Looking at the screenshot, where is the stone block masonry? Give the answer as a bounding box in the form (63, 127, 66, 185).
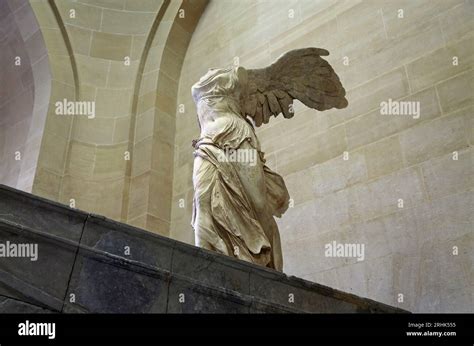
(0, 184, 406, 313)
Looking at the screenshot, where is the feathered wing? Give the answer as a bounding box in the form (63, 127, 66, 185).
(240, 47, 348, 127)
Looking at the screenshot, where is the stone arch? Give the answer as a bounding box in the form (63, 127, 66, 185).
(27, 0, 208, 237)
(29, 0, 78, 201)
(124, 0, 209, 235)
(0, 0, 52, 193)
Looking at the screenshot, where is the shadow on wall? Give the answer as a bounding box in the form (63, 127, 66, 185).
(0, 0, 51, 192)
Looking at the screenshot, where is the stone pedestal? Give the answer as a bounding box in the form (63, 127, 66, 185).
(0, 185, 407, 313)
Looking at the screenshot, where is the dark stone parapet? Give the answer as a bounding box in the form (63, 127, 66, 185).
(0, 185, 409, 313)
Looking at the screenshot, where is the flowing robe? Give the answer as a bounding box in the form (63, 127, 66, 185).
(191, 66, 289, 271)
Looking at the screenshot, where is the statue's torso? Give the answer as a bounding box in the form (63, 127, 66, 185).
(192, 67, 260, 151)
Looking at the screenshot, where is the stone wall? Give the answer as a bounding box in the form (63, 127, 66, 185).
(0, 0, 51, 192)
(27, 0, 206, 236)
(0, 184, 406, 313)
(170, 0, 473, 312)
(30, 0, 166, 225)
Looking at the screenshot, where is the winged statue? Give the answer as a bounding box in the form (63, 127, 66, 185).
(190, 48, 348, 271)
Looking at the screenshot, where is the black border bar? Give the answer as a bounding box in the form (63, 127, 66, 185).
(0, 313, 472, 345)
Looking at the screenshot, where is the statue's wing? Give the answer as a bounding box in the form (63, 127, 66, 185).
(241, 47, 348, 126)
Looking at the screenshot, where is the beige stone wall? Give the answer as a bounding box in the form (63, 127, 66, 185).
(171, 0, 473, 312)
(30, 0, 166, 223)
(125, 0, 208, 235)
(28, 0, 206, 236)
(0, 0, 51, 192)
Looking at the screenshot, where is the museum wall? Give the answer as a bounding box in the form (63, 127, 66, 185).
(30, 0, 166, 226)
(0, 0, 51, 192)
(170, 0, 473, 312)
(27, 0, 206, 236)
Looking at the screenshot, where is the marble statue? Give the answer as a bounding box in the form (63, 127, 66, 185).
(191, 48, 348, 271)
